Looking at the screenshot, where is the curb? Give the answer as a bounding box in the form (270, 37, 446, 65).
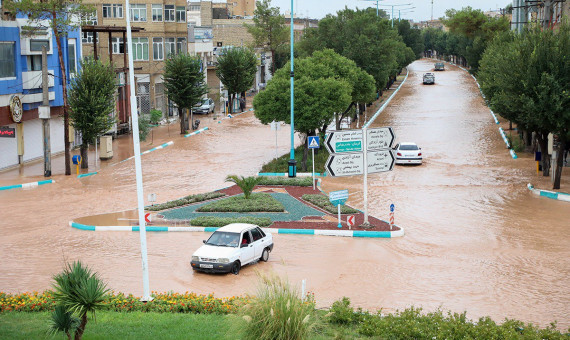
(184, 126, 209, 138)
(217, 108, 253, 124)
(114, 141, 175, 166)
(527, 183, 570, 202)
(69, 221, 404, 238)
(78, 172, 97, 178)
(0, 179, 55, 191)
(435, 59, 517, 160)
(363, 68, 410, 129)
(256, 172, 326, 177)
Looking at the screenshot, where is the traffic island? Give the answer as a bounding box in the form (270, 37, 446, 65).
(69, 184, 404, 238)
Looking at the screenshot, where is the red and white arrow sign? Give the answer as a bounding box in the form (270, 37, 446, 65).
(347, 215, 355, 228)
(144, 213, 151, 224)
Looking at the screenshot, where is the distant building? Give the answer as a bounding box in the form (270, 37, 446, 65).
(0, 10, 81, 170)
(412, 19, 447, 31)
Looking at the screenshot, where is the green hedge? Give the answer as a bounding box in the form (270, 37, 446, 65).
(146, 192, 226, 211)
(197, 193, 284, 212)
(256, 176, 313, 186)
(190, 216, 273, 228)
(302, 194, 359, 214)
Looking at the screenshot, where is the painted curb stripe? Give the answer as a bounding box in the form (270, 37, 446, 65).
(114, 141, 174, 165)
(78, 172, 98, 178)
(184, 126, 209, 138)
(363, 68, 409, 129)
(0, 179, 54, 191)
(527, 183, 569, 202)
(69, 220, 404, 237)
(256, 172, 326, 177)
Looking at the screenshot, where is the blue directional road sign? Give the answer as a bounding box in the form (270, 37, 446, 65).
(390, 204, 395, 212)
(308, 136, 320, 149)
(329, 189, 349, 206)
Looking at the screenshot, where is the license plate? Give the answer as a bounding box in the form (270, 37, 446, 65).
(200, 264, 213, 269)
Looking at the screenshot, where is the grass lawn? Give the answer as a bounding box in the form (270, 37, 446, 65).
(302, 194, 359, 214)
(261, 145, 330, 174)
(0, 311, 234, 340)
(197, 193, 284, 212)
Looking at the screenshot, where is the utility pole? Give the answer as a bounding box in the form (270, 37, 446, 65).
(431, 0, 434, 21)
(41, 46, 51, 177)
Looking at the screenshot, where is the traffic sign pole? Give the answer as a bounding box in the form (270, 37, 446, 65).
(312, 148, 315, 190)
(337, 203, 342, 228)
(363, 126, 369, 225)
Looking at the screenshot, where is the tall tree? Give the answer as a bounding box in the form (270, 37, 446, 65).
(216, 47, 257, 114)
(163, 53, 207, 134)
(253, 50, 374, 170)
(68, 57, 116, 169)
(8, 0, 93, 176)
(244, 0, 288, 75)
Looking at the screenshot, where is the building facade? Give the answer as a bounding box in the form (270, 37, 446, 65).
(81, 0, 188, 118)
(0, 11, 81, 170)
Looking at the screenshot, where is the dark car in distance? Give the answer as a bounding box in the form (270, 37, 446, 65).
(435, 62, 445, 71)
(423, 73, 435, 85)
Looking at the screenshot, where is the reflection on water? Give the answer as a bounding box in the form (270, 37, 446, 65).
(0, 60, 568, 328)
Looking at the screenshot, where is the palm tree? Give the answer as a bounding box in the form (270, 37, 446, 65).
(51, 261, 109, 340)
(225, 175, 260, 199)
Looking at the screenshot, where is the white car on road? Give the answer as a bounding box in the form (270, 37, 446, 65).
(394, 142, 423, 165)
(191, 223, 273, 275)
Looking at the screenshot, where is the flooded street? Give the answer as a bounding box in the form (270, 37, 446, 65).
(1, 59, 568, 328)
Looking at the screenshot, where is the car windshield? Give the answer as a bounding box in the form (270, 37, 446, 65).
(205, 231, 240, 247)
(400, 144, 419, 150)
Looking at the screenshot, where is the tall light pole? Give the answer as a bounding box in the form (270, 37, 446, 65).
(288, 0, 296, 177)
(125, 0, 152, 301)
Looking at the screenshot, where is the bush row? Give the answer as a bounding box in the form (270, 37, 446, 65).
(301, 194, 359, 214)
(197, 193, 284, 212)
(146, 192, 226, 211)
(256, 176, 314, 187)
(189, 216, 273, 228)
(0, 291, 249, 315)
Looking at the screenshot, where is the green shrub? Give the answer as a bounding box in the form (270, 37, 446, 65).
(507, 132, 526, 152)
(234, 274, 317, 340)
(189, 216, 273, 228)
(197, 193, 284, 212)
(256, 176, 313, 186)
(260, 145, 330, 173)
(302, 194, 359, 214)
(329, 297, 356, 325)
(146, 192, 225, 211)
(150, 109, 162, 124)
(138, 114, 151, 141)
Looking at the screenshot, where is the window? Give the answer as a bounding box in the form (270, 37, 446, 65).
(176, 37, 186, 54)
(27, 55, 42, 71)
(164, 37, 175, 57)
(152, 4, 162, 21)
(152, 37, 163, 60)
(82, 12, 98, 43)
(176, 6, 186, 22)
(131, 37, 149, 61)
(103, 4, 123, 18)
(0, 42, 16, 78)
(130, 4, 147, 22)
(112, 37, 124, 54)
(189, 5, 200, 11)
(30, 39, 50, 52)
(68, 39, 77, 74)
(250, 228, 263, 241)
(164, 5, 175, 22)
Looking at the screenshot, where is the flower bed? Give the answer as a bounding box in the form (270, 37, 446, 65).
(302, 194, 359, 214)
(0, 291, 249, 315)
(146, 192, 226, 212)
(197, 193, 284, 212)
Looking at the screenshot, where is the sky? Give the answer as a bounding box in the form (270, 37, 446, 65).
(268, 0, 512, 22)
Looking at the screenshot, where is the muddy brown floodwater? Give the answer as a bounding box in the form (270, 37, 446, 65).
(1, 59, 569, 329)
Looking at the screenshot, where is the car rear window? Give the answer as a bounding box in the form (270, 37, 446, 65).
(251, 228, 263, 241)
(400, 145, 418, 150)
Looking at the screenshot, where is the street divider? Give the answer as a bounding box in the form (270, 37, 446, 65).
(0, 179, 55, 191)
(69, 221, 404, 238)
(114, 141, 174, 166)
(256, 172, 326, 177)
(78, 172, 98, 178)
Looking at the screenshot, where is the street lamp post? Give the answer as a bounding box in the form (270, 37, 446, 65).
(288, 0, 296, 177)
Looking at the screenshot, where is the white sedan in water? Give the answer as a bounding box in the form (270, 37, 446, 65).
(191, 223, 273, 275)
(393, 142, 423, 165)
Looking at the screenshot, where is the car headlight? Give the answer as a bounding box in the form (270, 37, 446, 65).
(218, 258, 230, 264)
(192, 256, 199, 262)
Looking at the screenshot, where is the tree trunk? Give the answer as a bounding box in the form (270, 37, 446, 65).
(179, 107, 185, 134)
(80, 144, 88, 169)
(53, 17, 71, 176)
(74, 314, 87, 340)
(190, 109, 194, 130)
(271, 49, 276, 75)
(553, 135, 566, 190)
(301, 134, 309, 171)
(536, 133, 550, 176)
(509, 121, 512, 130)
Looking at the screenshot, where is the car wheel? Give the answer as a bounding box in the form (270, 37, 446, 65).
(261, 248, 269, 262)
(231, 261, 240, 275)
